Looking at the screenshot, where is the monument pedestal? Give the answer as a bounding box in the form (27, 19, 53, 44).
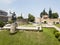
(10, 23, 17, 34)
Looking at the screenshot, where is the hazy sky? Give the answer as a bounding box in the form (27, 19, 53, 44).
(0, 0, 60, 18)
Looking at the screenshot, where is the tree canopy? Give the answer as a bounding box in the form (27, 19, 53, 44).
(40, 9, 48, 18)
(40, 8, 59, 18)
(49, 8, 52, 18)
(28, 13, 35, 22)
(52, 13, 59, 18)
(0, 20, 5, 27)
(17, 13, 23, 19)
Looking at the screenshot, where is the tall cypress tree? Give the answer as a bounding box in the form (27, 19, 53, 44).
(49, 8, 52, 18)
(43, 9, 46, 15)
(20, 13, 23, 19)
(40, 9, 48, 18)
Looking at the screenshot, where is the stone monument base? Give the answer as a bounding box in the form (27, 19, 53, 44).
(10, 23, 17, 34)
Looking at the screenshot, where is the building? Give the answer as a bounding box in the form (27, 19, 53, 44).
(35, 9, 60, 24)
(0, 10, 8, 23)
(35, 15, 60, 24)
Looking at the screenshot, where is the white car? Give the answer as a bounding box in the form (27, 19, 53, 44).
(3, 24, 11, 29)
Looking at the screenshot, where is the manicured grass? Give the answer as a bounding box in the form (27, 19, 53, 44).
(55, 24, 60, 28)
(19, 23, 34, 27)
(19, 24, 40, 27)
(0, 28, 60, 45)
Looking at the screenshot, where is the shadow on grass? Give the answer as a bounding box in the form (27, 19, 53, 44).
(9, 32, 17, 35)
(18, 29, 43, 32)
(9, 30, 19, 35)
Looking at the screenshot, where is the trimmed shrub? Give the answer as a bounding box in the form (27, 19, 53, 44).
(58, 36, 60, 41)
(53, 30, 58, 34)
(55, 32, 60, 38)
(56, 22, 59, 24)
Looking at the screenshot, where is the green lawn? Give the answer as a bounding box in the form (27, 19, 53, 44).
(55, 24, 60, 28)
(19, 23, 40, 27)
(0, 28, 60, 45)
(19, 23, 34, 27)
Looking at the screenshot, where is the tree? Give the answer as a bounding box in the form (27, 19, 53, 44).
(17, 13, 23, 19)
(49, 8, 52, 18)
(40, 12, 43, 18)
(52, 13, 59, 18)
(0, 20, 5, 27)
(40, 9, 48, 18)
(42, 9, 48, 15)
(28, 14, 35, 22)
(8, 20, 13, 24)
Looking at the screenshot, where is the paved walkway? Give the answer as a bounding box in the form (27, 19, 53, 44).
(3, 25, 42, 31)
(3, 23, 60, 32)
(17, 26, 42, 31)
(48, 23, 60, 31)
(43, 24, 60, 32)
(52, 25, 60, 31)
(42, 24, 54, 27)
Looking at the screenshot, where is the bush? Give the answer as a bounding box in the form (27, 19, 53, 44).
(56, 22, 59, 24)
(55, 32, 60, 38)
(8, 20, 13, 24)
(53, 30, 58, 34)
(0, 21, 5, 27)
(58, 36, 60, 41)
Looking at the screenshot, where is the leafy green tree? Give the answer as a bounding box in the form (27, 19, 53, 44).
(17, 13, 23, 19)
(40, 8, 59, 19)
(28, 14, 35, 22)
(40, 12, 43, 18)
(8, 20, 13, 24)
(49, 8, 52, 18)
(40, 9, 48, 18)
(52, 13, 59, 18)
(0, 20, 5, 27)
